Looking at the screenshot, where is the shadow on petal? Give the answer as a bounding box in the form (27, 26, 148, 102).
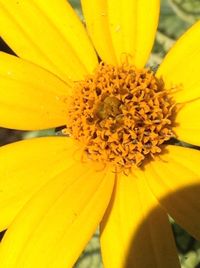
(124, 183, 200, 268)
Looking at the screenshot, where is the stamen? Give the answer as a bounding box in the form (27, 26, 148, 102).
(66, 62, 177, 171)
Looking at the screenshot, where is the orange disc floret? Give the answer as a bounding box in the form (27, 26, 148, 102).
(66, 62, 176, 171)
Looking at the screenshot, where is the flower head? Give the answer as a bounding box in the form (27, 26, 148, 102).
(0, 1, 200, 268)
(66, 62, 176, 171)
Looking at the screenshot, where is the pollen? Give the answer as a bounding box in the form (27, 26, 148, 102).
(66, 63, 176, 171)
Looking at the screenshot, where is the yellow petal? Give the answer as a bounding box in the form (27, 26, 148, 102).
(81, 0, 117, 65)
(100, 172, 180, 268)
(81, 0, 160, 67)
(0, 166, 115, 268)
(0, 136, 80, 231)
(0, 0, 98, 82)
(157, 21, 200, 103)
(145, 145, 200, 240)
(0, 52, 70, 130)
(174, 99, 200, 146)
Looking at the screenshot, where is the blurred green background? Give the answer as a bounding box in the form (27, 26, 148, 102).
(0, 0, 200, 267)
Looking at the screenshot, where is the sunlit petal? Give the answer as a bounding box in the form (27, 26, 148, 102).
(174, 99, 200, 146)
(146, 145, 200, 240)
(0, 136, 80, 230)
(82, 0, 160, 67)
(0, 166, 115, 268)
(0, 52, 69, 130)
(100, 172, 180, 268)
(0, 0, 98, 82)
(157, 21, 200, 103)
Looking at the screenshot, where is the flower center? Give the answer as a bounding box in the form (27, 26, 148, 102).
(66, 63, 176, 171)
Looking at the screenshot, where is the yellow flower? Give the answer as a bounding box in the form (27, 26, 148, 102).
(0, 0, 199, 267)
